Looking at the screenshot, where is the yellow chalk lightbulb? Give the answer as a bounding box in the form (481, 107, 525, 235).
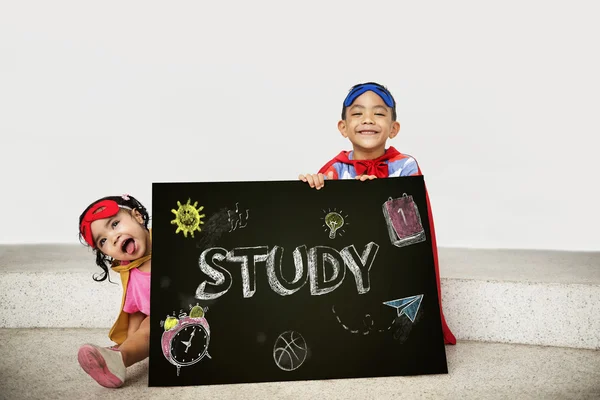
(324, 212, 344, 239)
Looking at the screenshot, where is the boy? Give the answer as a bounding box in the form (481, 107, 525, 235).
(299, 82, 456, 345)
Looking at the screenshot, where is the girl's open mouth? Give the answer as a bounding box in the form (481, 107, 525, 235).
(122, 238, 136, 255)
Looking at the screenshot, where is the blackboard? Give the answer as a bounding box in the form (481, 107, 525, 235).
(149, 176, 448, 386)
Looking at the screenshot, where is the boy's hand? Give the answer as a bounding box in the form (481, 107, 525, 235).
(356, 175, 377, 181)
(299, 171, 334, 190)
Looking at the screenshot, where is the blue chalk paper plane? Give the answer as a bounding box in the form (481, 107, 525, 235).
(383, 294, 424, 323)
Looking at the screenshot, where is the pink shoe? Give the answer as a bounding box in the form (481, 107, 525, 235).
(77, 343, 126, 388)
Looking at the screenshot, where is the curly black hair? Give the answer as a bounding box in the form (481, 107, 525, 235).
(78, 195, 150, 282)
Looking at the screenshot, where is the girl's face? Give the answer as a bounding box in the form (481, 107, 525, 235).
(90, 209, 150, 261)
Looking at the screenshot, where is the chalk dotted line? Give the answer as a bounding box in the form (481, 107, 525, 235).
(331, 305, 398, 335)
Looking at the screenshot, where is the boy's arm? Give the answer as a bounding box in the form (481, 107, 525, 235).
(299, 171, 334, 189)
(389, 155, 420, 177)
(407, 159, 421, 176)
(299, 159, 339, 189)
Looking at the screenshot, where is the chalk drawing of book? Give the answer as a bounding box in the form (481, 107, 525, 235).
(382, 194, 426, 248)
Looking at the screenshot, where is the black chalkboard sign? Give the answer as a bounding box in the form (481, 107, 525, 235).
(149, 176, 448, 386)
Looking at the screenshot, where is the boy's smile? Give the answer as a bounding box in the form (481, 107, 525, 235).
(338, 91, 400, 160)
(357, 127, 381, 135)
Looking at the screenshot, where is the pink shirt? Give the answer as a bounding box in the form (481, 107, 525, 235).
(123, 267, 150, 316)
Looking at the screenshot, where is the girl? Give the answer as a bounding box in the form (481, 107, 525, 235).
(77, 194, 152, 388)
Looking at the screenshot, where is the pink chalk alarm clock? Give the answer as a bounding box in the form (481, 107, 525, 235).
(161, 304, 211, 376)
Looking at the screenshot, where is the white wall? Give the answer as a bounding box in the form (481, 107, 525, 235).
(1, 1, 599, 251)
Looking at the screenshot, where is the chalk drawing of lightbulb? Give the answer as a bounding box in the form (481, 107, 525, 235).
(321, 208, 349, 239)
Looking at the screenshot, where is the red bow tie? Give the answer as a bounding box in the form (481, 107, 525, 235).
(329, 147, 401, 179)
(352, 159, 389, 178)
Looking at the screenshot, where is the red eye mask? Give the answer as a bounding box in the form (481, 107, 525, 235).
(80, 200, 129, 248)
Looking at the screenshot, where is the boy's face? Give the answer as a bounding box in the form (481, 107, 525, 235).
(90, 208, 150, 261)
(338, 91, 400, 158)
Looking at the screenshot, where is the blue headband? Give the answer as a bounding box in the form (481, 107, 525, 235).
(343, 84, 395, 108)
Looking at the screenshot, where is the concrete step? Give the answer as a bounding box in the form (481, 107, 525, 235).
(1, 245, 599, 349)
(0, 328, 598, 400)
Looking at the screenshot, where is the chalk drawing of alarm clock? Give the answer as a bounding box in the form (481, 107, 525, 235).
(161, 304, 212, 376)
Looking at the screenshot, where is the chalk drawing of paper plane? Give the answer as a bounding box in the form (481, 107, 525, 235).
(383, 294, 424, 323)
(382, 194, 426, 248)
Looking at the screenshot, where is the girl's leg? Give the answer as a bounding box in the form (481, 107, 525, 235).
(118, 315, 150, 367)
(78, 345, 127, 388)
(78, 314, 150, 388)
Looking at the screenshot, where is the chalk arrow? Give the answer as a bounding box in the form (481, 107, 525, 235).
(383, 294, 424, 323)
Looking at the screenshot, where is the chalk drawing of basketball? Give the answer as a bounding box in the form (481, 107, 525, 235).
(273, 330, 308, 371)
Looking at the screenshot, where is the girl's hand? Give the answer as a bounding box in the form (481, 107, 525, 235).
(356, 175, 377, 181)
(299, 171, 333, 190)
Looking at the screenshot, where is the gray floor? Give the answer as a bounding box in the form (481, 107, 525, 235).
(1, 328, 599, 400)
(2, 247, 599, 398)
